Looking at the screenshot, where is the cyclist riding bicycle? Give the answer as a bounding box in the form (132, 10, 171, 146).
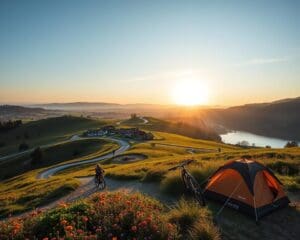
(95, 164, 105, 183)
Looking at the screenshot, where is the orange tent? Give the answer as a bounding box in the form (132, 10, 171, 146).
(204, 159, 290, 220)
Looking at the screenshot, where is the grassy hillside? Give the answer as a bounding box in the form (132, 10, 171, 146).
(0, 141, 118, 217)
(0, 139, 116, 180)
(56, 132, 300, 240)
(122, 116, 221, 141)
(0, 116, 299, 239)
(206, 97, 300, 141)
(61, 130, 299, 193)
(0, 115, 108, 156)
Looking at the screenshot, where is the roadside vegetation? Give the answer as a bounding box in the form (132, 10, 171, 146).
(0, 139, 117, 180)
(0, 191, 220, 240)
(0, 141, 118, 217)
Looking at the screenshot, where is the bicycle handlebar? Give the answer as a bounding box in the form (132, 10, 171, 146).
(168, 159, 195, 171)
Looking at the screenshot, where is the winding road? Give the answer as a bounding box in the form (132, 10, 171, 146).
(37, 137, 130, 179)
(116, 116, 148, 126)
(2, 134, 174, 220)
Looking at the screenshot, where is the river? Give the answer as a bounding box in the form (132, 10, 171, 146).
(220, 131, 296, 148)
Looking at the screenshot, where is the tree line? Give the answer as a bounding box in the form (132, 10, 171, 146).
(0, 120, 22, 132)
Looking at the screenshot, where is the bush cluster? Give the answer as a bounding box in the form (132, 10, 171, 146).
(0, 191, 180, 240)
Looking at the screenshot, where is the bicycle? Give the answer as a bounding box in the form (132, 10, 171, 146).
(168, 159, 206, 206)
(94, 174, 106, 190)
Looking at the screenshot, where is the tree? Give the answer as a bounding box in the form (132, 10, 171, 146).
(24, 132, 29, 139)
(130, 113, 137, 119)
(284, 141, 298, 148)
(19, 142, 29, 152)
(31, 147, 43, 165)
(237, 140, 249, 147)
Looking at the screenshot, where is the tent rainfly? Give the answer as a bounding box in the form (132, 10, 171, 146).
(204, 159, 290, 221)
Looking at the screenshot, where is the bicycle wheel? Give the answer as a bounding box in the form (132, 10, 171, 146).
(186, 175, 206, 206)
(182, 171, 190, 191)
(94, 176, 100, 188)
(99, 178, 106, 190)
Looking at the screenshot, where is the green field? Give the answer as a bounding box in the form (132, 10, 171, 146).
(0, 115, 109, 156)
(0, 138, 115, 180)
(0, 115, 299, 239)
(0, 116, 119, 216)
(120, 116, 221, 141)
(0, 139, 118, 217)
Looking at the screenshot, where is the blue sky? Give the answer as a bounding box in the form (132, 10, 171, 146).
(0, 0, 299, 105)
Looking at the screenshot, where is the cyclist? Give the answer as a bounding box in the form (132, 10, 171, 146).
(95, 164, 105, 183)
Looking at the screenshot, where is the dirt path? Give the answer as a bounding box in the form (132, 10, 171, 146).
(139, 116, 149, 124)
(54, 177, 175, 206)
(7, 177, 176, 220)
(116, 116, 148, 126)
(37, 137, 130, 179)
(154, 142, 218, 152)
(4, 135, 175, 219)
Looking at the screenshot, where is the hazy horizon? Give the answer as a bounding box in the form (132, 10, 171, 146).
(1, 0, 299, 106)
(1, 95, 299, 109)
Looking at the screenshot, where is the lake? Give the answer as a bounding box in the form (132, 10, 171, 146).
(220, 131, 294, 148)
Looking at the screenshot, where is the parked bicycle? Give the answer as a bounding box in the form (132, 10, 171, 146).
(168, 159, 206, 206)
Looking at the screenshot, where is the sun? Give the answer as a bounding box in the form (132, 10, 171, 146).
(171, 80, 209, 106)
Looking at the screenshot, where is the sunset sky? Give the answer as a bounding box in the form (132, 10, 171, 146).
(0, 0, 299, 106)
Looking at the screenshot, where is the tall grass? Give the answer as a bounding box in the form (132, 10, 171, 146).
(167, 198, 220, 240)
(160, 163, 219, 196)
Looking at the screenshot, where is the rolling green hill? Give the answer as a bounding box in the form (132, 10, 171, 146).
(206, 97, 300, 140)
(0, 139, 116, 180)
(122, 116, 221, 141)
(0, 115, 108, 156)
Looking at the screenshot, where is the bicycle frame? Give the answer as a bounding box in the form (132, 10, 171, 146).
(169, 160, 206, 206)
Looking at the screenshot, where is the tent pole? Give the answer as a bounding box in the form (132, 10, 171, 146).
(215, 180, 243, 219)
(253, 195, 259, 224)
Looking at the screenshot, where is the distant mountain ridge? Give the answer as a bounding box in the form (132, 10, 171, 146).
(31, 102, 121, 110)
(2, 96, 299, 141)
(0, 105, 62, 121)
(206, 97, 300, 141)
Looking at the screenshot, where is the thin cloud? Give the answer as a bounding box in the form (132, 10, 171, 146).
(234, 57, 288, 67)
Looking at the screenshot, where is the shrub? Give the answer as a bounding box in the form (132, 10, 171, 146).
(0, 191, 180, 239)
(190, 165, 217, 185)
(160, 172, 185, 196)
(267, 161, 299, 176)
(167, 199, 220, 239)
(142, 170, 166, 182)
(18, 142, 29, 152)
(188, 219, 220, 240)
(285, 141, 298, 148)
(167, 199, 202, 234)
(160, 164, 217, 196)
(30, 147, 43, 165)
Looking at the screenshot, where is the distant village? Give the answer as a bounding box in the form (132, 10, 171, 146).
(84, 125, 154, 141)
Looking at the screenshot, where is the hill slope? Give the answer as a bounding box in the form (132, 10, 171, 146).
(206, 97, 300, 141)
(123, 117, 221, 141)
(0, 116, 107, 156)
